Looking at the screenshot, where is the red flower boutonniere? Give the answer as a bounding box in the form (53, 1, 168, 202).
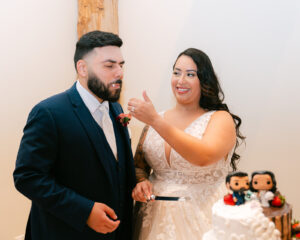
(116, 113, 132, 127)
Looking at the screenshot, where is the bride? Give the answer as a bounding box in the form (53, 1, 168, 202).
(128, 48, 244, 239)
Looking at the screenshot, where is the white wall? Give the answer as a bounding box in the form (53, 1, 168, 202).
(0, 1, 77, 239)
(1, 1, 300, 239)
(119, 0, 300, 218)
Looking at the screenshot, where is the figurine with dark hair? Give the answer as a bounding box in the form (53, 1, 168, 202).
(225, 172, 250, 205)
(250, 171, 277, 207)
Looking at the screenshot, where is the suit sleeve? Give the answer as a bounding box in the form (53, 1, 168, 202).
(13, 104, 94, 232)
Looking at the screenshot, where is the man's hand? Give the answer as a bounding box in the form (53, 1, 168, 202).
(87, 202, 120, 234)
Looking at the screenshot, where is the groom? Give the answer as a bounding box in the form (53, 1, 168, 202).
(13, 31, 136, 240)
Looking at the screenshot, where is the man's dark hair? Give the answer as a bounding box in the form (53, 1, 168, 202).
(250, 170, 277, 193)
(226, 171, 248, 184)
(74, 30, 123, 71)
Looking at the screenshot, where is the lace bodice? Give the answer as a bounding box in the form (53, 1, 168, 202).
(133, 111, 233, 240)
(143, 111, 231, 186)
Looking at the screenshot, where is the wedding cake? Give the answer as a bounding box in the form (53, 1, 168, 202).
(202, 200, 281, 240)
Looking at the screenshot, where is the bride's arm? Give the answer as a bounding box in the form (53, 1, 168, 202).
(132, 125, 153, 202)
(151, 111, 236, 166)
(128, 92, 236, 167)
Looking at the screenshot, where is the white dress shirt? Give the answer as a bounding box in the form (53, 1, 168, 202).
(76, 81, 117, 159)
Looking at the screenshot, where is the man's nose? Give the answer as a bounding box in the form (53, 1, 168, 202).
(115, 66, 123, 79)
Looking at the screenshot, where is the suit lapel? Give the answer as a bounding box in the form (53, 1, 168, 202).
(66, 84, 114, 186)
(109, 102, 131, 160)
(110, 102, 136, 190)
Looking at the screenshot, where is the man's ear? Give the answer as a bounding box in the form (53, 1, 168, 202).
(76, 60, 88, 77)
(226, 182, 230, 190)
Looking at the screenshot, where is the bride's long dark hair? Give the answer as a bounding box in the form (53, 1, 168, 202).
(174, 48, 245, 171)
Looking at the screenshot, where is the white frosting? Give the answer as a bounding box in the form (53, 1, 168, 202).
(203, 200, 281, 240)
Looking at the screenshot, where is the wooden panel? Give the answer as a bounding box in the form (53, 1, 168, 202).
(100, 0, 119, 34)
(77, 0, 118, 39)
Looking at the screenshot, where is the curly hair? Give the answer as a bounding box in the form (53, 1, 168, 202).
(174, 48, 245, 171)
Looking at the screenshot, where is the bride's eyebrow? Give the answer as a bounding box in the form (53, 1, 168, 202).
(174, 68, 197, 72)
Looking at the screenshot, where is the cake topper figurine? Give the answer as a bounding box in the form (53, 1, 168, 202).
(224, 171, 250, 205)
(250, 170, 279, 207)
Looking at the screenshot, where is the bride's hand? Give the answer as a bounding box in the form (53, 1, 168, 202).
(132, 179, 153, 203)
(128, 91, 160, 126)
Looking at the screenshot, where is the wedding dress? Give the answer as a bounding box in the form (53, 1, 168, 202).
(133, 111, 232, 240)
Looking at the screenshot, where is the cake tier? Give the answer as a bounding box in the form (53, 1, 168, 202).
(203, 200, 280, 240)
(263, 203, 292, 240)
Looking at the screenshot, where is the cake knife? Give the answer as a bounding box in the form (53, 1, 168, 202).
(149, 194, 190, 201)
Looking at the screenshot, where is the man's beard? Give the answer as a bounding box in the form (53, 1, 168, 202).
(87, 74, 122, 102)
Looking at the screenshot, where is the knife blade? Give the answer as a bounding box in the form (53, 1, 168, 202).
(149, 194, 190, 201)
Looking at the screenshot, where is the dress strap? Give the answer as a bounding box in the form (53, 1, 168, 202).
(198, 110, 216, 130)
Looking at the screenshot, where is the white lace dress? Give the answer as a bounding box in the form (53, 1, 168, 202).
(133, 111, 232, 240)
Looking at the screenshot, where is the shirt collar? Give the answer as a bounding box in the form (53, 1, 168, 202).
(76, 80, 109, 113)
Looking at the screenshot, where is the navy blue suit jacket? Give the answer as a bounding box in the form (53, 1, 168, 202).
(13, 84, 136, 240)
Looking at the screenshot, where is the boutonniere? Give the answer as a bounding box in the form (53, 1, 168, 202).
(116, 113, 132, 127)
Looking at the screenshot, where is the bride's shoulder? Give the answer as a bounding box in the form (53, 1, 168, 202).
(210, 110, 232, 118)
(209, 110, 235, 126)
